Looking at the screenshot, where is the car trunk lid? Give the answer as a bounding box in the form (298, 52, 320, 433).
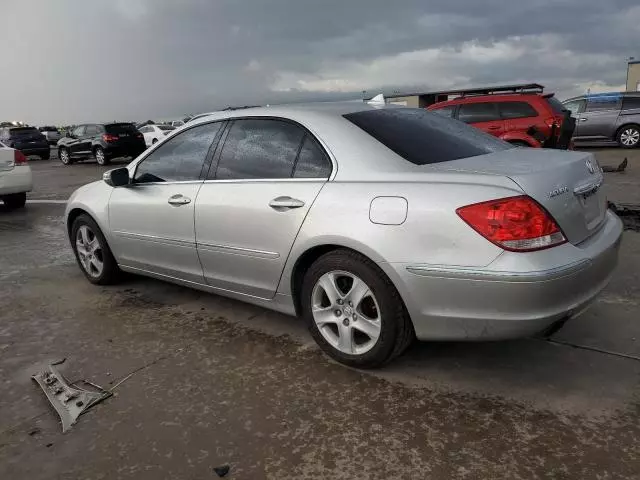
(436, 149, 607, 245)
(0, 147, 15, 172)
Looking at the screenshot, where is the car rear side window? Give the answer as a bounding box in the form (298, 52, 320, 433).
(457, 103, 500, 123)
(213, 119, 305, 180)
(622, 96, 640, 110)
(293, 135, 332, 178)
(498, 101, 538, 119)
(134, 122, 222, 183)
(431, 106, 455, 118)
(85, 125, 98, 135)
(585, 95, 621, 112)
(343, 109, 511, 166)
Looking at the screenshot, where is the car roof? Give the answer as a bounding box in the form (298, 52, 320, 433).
(431, 93, 547, 107)
(563, 91, 640, 103)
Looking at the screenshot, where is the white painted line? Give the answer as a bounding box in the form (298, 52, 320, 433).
(27, 199, 68, 204)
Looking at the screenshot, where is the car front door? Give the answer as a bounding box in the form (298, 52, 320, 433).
(80, 125, 98, 156)
(575, 95, 621, 141)
(195, 118, 333, 299)
(457, 102, 504, 137)
(108, 121, 225, 282)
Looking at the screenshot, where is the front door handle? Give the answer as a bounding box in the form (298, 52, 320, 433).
(269, 196, 305, 211)
(168, 194, 191, 206)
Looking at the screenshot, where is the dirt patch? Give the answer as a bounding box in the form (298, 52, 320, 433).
(610, 203, 640, 232)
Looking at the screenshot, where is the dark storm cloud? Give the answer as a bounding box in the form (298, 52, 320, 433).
(1, 0, 637, 124)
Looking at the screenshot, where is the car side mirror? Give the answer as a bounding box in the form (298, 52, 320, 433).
(103, 167, 130, 187)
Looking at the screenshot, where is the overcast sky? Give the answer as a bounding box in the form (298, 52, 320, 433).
(2, 0, 638, 124)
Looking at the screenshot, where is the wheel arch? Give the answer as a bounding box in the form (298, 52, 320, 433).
(615, 122, 640, 140)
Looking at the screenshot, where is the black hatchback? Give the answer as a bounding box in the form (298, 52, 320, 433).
(0, 126, 50, 159)
(57, 123, 146, 166)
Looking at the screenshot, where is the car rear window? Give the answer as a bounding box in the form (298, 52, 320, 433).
(343, 109, 511, 165)
(105, 123, 138, 134)
(545, 96, 566, 114)
(158, 125, 175, 131)
(9, 127, 39, 136)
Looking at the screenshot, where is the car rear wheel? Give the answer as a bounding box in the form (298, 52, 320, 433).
(71, 214, 120, 285)
(94, 147, 109, 166)
(617, 125, 640, 149)
(2, 192, 26, 209)
(40, 151, 50, 160)
(301, 249, 414, 368)
(59, 148, 72, 165)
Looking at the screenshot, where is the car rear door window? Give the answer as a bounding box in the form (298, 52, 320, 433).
(84, 125, 98, 136)
(213, 119, 305, 180)
(622, 96, 640, 111)
(585, 95, 621, 112)
(498, 102, 538, 119)
(344, 108, 510, 166)
(562, 100, 585, 115)
(457, 103, 500, 123)
(134, 121, 223, 183)
(431, 106, 455, 118)
(293, 135, 332, 178)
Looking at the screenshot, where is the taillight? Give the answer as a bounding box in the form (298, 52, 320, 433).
(456, 196, 566, 252)
(102, 134, 118, 142)
(14, 150, 28, 165)
(544, 117, 557, 128)
(136, 133, 143, 139)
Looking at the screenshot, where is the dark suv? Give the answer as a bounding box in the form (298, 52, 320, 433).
(57, 123, 146, 166)
(0, 126, 50, 159)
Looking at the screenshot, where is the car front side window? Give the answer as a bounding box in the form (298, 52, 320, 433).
(134, 121, 223, 184)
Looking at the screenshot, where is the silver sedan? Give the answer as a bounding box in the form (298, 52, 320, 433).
(65, 103, 623, 367)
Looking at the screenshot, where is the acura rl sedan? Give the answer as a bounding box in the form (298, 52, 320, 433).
(65, 103, 622, 368)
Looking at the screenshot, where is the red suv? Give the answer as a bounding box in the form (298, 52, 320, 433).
(427, 93, 575, 149)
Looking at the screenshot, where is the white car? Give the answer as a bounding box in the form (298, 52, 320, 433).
(138, 124, 176, 147)
(0, 142, 32, 208)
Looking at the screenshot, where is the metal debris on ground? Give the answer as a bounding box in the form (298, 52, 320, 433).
(601, 157, 628, 173)
(609, 202, 640, 232)
(213, 465, 231, 477)
(32, 360, 112, 433)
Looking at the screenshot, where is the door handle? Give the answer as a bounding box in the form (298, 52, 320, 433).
(168, 194, 191, 206)
(269, 196, 305, 211)
(579, 118, 588, 122)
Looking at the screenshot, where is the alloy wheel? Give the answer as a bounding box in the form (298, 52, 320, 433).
(59, 149, 70, 164)
(95, 148, 105, 165)
(620, 128, 640, 147)
(75, 225, 104, 278)
(311, 271, 381, 355)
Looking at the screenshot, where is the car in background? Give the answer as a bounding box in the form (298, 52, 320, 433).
(170, 120, 185, 128)
(138, 124, 176, 147)
(0, 142, 32, 209)
(428, 92, 574, 149)
(562, 92, 640, 148)
(57, 123, 146, 166)
(0, 126, 50, 160)
(65, 103, 620, 368)
(38, 126, 62, 145)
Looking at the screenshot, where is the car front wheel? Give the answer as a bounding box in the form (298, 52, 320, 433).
(59, 148, 72, 165)
(71, 214, 121, 285)
(301, 249, 414, 368)
(617, 125, 640, 148)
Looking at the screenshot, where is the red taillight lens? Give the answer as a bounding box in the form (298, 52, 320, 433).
(456, 196, 566, 252)
(102, 134, 118, 142)
(544, 117, 557, 128)
(14, 150, 28, 165)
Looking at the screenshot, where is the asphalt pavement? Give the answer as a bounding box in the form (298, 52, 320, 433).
(0, 149, 639, 479)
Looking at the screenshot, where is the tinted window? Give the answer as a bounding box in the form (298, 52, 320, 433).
(431, 106, 455, 117)
(498, 101, 538, 119)
(158, 125, 175, 131)
(213, 119, 304, 180)
(105, 123, 137, 134)
(622, 96, 640, 110)
(293, 136, 332, 178)
(457, 103, 500, 123)
(139, 126, 150, 133)
(343, 109, 511, 166)
(85, 125, 98, 135)
(585, 95, 621, 112)
(134, 122, 222, 183)
(8, 127, 39, 137)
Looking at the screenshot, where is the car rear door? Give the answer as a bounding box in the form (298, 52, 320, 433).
(108, 121, 225, 282)
(497, 101, 540, 139)
(195, 118, 333, 299)
(575, 94, 622, 141)
(457, 102, 504, 137)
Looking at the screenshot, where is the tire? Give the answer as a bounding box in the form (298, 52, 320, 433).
(301, 249, 414, 368)
(40, 152, 50, 160)
(94, 146, 109, 166)
(59, 148, 73, 165)
(152, 138, 158, 144)
(616, 125, 640, 149)
(2, 192, 26, 209)
(70, 214, 121, 285)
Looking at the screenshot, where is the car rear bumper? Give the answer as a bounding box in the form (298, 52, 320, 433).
(385, 210, 623, 341)
(16, 146, 49, 156)
(0, 165, 33, 195)
(103, 142, 146, 158)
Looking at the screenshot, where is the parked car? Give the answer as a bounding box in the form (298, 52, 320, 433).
(562, 92, 640, 148)
(38, 126, 62, 145)
(138, 124, 176, 147)
(0, 142, 32, 209)
(170, 120, 185, 128)
(0, 126, 50, 160)
(428, 92, 575, 149)
(57, 123, 146, 166)
(65, 104, 621, 368)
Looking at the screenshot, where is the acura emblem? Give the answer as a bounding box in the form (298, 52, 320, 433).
(585, 159, 595, 174)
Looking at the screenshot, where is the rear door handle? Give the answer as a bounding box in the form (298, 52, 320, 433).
(269, 196, 305, 211)
(168, 194, 191, 206)
(579, 118, 588, 122)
